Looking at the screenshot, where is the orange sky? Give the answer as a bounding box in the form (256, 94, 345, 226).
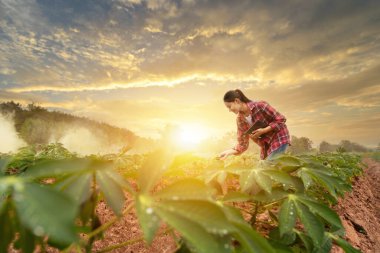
(0, 0, 379, 147)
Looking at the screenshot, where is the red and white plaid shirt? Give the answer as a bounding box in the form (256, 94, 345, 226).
(233, 101, 290, 159)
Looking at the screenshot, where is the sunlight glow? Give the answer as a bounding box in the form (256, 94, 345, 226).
(174, 124, 208, 149)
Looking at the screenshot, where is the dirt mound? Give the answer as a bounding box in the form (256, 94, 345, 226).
(332, 158, 380, 253)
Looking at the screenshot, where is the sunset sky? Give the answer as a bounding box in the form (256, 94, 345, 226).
(1, 0, 379, 147)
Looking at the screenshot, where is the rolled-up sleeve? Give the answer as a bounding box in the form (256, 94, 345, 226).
(258, 101, 286, 132)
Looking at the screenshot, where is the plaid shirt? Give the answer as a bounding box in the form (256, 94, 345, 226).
(233, 101, 290, 159)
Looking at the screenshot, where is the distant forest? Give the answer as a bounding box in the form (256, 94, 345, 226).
(0, 101, 155, 152)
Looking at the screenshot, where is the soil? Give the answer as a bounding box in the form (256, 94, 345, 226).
(331, 158, 380, 253)
(92, 158, 380, 253)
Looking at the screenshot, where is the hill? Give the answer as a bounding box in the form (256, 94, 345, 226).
(0, 101, 156, 154)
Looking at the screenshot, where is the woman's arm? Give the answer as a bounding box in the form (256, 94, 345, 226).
(219, 116, 249, 159)
(257, 101, 286, 132)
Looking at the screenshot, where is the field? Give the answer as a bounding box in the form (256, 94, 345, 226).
(1, 144, 379, 253)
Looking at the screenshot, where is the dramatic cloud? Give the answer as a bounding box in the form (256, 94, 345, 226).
(0, 0, 379, 147)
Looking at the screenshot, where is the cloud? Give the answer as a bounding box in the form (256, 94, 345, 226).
(1, 0, 380, 147)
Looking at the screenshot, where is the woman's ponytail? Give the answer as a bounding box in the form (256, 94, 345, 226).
(223, 89, 251, 103)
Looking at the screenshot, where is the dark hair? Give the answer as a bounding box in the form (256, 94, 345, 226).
(223, 89, 251, 103)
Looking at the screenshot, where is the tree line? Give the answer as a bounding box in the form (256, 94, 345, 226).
(288, 135, 373, 154)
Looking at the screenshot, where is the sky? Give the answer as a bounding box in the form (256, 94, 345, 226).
(0, 0, 379, 148)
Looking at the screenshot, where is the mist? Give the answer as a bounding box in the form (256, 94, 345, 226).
(0, 114, 27, 153)
(50, 126, 123, 156)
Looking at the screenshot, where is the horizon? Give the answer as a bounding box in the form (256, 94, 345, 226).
(1, 0, 379, 149)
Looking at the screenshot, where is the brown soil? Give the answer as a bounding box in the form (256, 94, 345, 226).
(92, 158, 380, 253)
(331, 158, 380, 253)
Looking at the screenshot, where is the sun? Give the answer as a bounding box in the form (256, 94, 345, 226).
(174, 124, 208, 149)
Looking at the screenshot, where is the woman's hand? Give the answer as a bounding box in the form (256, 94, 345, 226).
(252, 126, 272, 139)
(218, 149, 238, 160)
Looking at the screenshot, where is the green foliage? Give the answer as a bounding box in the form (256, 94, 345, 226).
(0, 146, 364, 253)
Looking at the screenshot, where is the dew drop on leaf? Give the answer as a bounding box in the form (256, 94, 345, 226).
(33, 226, 44, 236)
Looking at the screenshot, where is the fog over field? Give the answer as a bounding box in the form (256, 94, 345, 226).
(0, 114, 26, 153)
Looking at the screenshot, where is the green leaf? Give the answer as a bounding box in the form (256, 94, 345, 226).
(97, 170, 125, 216)
(255, 172, 273, 194)
(0, 201, 16, 253)
(139, 149, 173, 193)
(231, 221, 276, 253)
(223, 191, 253, 202)
(279, 198, 296, 236)
(240, 170, 260, 194)
(55, 173, 92, 205)
(274, 155, 303, 172)
(333, 237, 361, 253)
(0, 157, 11, 175)
(295, 230, 313, 252)
(155, 207, 231, 253)
(268, 241, 294, 253)
(13, 183, 78, 247)
(155, 178, 214, 200)
(294, 201, 324, 247)
(22, 158, 91, 178)
(253, 188, 289, 203)
(299, 170, 313, 189)
(313, 234, 332, 253)
(136, 195, 161, 245)
(79, 191, 97, 225)
(158, 200, 234, 233)
(14, 226, 36, 253)
(297, 196, 342, 228)
(269, 227, 296, 246)
(262, 170, 294, 187)
(300, 167, 345, 199)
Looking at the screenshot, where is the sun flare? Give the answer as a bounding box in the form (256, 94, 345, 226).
(174, 124, 208, 149)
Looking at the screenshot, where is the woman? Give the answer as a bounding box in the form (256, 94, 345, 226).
(219, 89, 290, 160)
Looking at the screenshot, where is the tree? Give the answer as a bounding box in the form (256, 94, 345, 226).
(319, 141, 340, 153)
(288, 136, 313, 154)
(338, 140, 368, 152)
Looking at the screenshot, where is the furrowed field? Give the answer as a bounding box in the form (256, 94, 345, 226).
(1, 143, 379, 253)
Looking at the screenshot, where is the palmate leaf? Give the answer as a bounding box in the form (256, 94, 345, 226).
(13, 183, 78, 248)
(298, 167, 346, 199)
(297, 195, 342, 229)
(294, 201, 324, 247)
(55, 173, 92, 205)
(137, 180, 275, 253)
(155, 208, 232, 253)
(96, 170, 126, 216)
(136, 195, 161, 245)
(158, 200, 235, 233)
(273, 155, 303, 172)
(294, 230, 314, 252)
(278, 194, 342, 250)
(255, 172, 273, 194)
(22, 158, 92, 178)
(279, 198, 296, 236)
(139, 148, 173, 193)
(262, 169, 295, 187)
